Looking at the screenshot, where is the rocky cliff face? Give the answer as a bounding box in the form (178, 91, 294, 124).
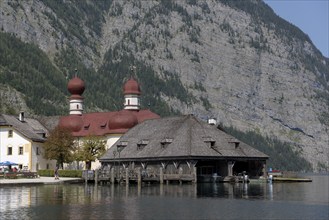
(0, 0, 328, 171)
(0, 84, 31, 114)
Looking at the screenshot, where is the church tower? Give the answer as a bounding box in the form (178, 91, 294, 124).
(123, 77, 141, 110)
(67, 75, 85, 115)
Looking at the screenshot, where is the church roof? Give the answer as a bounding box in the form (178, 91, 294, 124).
(0, 114, 48, 142)
(59, 75, 159, 136)
(58, 109, 160, 137)
(100, 115, 269, 162)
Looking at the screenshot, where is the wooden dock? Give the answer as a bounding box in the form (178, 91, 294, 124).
(272, 177, 312, 182)
(82, 169, 197, 184)
(82, 169, 260, 184)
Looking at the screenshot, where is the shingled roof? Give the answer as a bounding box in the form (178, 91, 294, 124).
(100, 115, 268, 162)
(0, 114, 48, 142)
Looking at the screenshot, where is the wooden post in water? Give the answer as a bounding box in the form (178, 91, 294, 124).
(179, 167, 183, 185)
(125, 168, 129, 186)
(228, 161, 234, 176)
(111, 167, 115, 184)
(160, 167, 164, 184)
(137, 167, 142, 185)
(126, 182, 129, 197)
(160, 183, 163, 196)
(137, 182, 141, 196)
(263, 162, 267, 179)
(84, 170, 88, 184)
(95, 169, 98, 185)
(193, 166, 197, 183)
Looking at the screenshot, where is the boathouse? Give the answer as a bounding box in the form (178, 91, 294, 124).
(99, 115, 268, 183)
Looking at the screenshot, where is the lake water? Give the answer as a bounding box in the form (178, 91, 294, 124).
(0, 174, 328, 219)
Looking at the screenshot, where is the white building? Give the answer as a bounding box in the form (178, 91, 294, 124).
(0, 112, 56, 172)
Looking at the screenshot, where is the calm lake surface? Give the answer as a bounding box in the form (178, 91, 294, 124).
(0, 174, 328, 220)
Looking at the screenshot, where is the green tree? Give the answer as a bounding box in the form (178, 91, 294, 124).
(75, 135, 106, 170)
(44, 126, 75, 169)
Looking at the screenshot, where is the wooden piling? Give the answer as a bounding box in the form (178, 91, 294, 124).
(84, 170, 88, 184)
(160, 167, 164, 184)
(228, 161, 234, 176)
(137, 167, 142, 185)
(193, 167, 197, 183)
(111, 167, 115, 184)
(95, 169, 98, 184)
(137, 183, 141, 196)
(179, 168, 183, 185)
(125, 168, 129, 185)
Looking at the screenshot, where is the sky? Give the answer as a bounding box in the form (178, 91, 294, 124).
(264, 0, 329, 58)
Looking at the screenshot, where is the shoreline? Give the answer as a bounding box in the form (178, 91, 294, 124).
(0, 176, 84, 185)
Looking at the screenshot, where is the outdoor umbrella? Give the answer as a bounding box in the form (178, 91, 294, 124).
(0, 161, 18, 166)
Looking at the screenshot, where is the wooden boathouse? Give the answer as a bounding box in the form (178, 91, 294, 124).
(94, 115, 268, 184)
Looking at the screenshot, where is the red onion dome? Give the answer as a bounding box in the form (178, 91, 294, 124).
(123, 78, 141, 95)
(68, 76, 85, 95)
(58, 115, 83, 132)
(108, 110, 138, 130)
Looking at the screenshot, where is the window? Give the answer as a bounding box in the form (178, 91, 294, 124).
(203, 136, 216, 148)
(100, 122, 107, 129)
(8, 130, 13, 138)
(161, 138, 173, 148)
(228, 138, 240, 149)
(137, 139, 149, 150)
(7, 146, 12, 155)
(36, 147, 40, 155)
(84, 124, 90, 130)
(18, 146, 24, 155)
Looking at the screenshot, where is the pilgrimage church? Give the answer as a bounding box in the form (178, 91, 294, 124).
(58, 75, 160, 169)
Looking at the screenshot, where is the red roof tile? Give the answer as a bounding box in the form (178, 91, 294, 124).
(59, 110, 160, 137)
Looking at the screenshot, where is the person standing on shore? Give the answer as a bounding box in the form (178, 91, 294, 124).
(54, 166, 59, 180)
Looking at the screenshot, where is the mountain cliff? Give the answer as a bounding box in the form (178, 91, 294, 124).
(0, 0, 328, 171)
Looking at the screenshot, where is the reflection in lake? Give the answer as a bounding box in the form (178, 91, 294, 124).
(0, 175, 328, 219)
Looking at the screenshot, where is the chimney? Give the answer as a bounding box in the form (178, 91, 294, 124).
(208, 118, 217, 125)
(19, 112, 25, 122)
